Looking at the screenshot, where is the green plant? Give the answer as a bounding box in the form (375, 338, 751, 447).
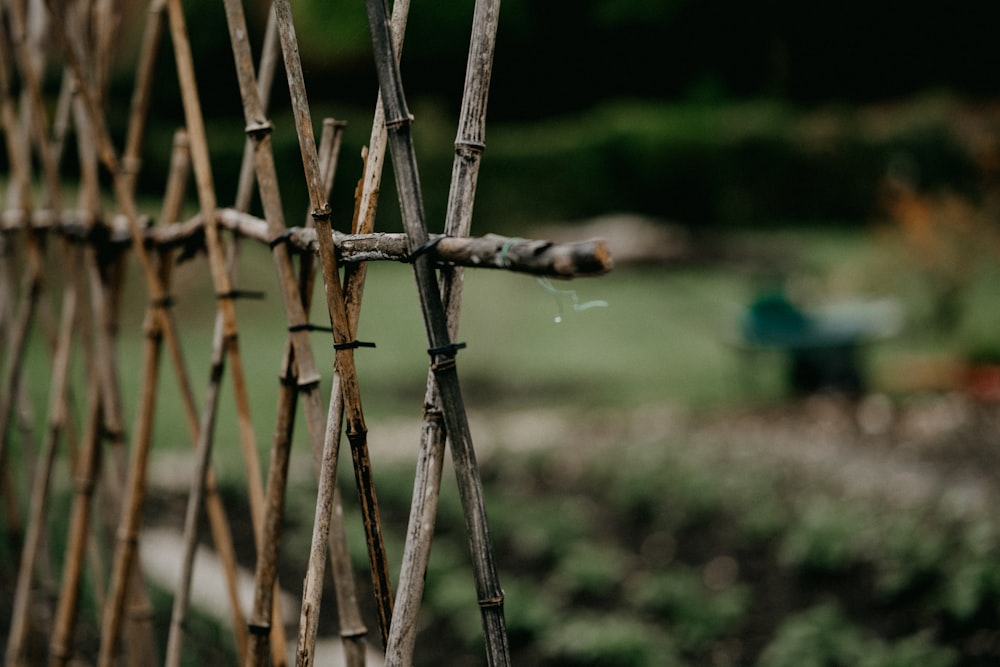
(626, 566, 750, 654)
(550, 542, 629, 601)
(539, 613, 682, 667)
(759, 603, 956, 667)
(779, 498, 866, 573)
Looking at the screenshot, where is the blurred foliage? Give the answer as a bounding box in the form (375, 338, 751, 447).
(336, 435, 1000, 665)
(759, 603, 958, 667)
(115, 93, 994, 235)
(63, 0, 996, 235)
(217, 0, 1000, 119)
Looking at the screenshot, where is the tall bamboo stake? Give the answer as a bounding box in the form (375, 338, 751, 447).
(271, 0, 395, 649)
(5, 248, 79, 666)
(295, 2, 411, 663)
(0, 0, 55, 504)
(104, 3, 254, 652)
(95, 0, 264, 661)
(40, 2, 250, 659)
(48, 377, 104, 667)
(386, 0, 501, 662)
(246, 360, 299, 667)
(293, 119, 379, 667)
(164, 7, 292, 659)
(167, 13, 302, 665)
(163, 294, 233, 667)
(158, 20, 270, 667)
(363, 1, 511, 664)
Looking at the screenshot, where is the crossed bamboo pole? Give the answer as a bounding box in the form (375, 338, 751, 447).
(31, 2, 249, 663)
(295, 0, 413, 662)
(385, 0, 501, 662)
(0, 1, 615, 664)
(97, 0, 283, 662)
(364, 0, 512, 663)
(163, 6, 291, 665)
(0, 2, 150, 664)
(243, 3, 402, 664)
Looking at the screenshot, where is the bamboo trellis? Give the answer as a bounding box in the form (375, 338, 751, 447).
(0, 1, 612, 666)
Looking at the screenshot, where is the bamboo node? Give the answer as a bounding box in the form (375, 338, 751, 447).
(151, 295, 176, 309)
(384, 113, 415, 130)
(245, 119, 274, 139)
(478, 592, 505, 609)
(454, 139, 486, 153)
(116, 529, 139, 546)
(74, 476, 97, 496)
(310, 204, 332, 223)
(297, 377, 321, 390)
(120, 156, 143, 176)
(340, 627, 369, 640)
(247, 622, 271, 636)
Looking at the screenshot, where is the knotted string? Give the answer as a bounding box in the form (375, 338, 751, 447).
(498, 236, 608, 323)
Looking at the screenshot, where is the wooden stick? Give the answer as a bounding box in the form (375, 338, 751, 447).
(163, 293, 233, 667)
(223, 9, 341, 665)
(272, 0, 396, 651)
(166, 5, 290, 661)
(112, 2, 254, 654)
(296, 1, 411, 662)
(48, 378, 104, 667)
(0, 0, 53, 503)
(301, 3, 412, 663)
(386, 0, 501, 662)
(295, 119, 374, 667)
(363, 1, 511, 664)
(5, 246, 79, 665)
(120, 0, 169, 195)
(9, 207, 612, 277)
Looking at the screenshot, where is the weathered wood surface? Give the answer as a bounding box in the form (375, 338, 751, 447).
(2, 208, 613, 277)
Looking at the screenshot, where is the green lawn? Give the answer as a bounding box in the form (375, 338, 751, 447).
(18, 222, 1000, 463)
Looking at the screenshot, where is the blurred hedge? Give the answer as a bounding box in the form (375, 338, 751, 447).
(365, 95, 991, 233)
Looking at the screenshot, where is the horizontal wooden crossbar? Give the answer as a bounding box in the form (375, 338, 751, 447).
(0, 207, 613, 277)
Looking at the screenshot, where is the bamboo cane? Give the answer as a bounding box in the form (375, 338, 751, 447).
(163, 8, 290, 657)
(363, 1, 511, 664)
(246, 364, 299, 667)
(293, 118, 378, 667)
(48, 378, 104, 667)
(94, 0, 262, 661)
(37, 3, 250, 659)
(5, 248, 79, 666)
(58, 22, 155, 660)
(111, 4, 254, 650)
(162, 297, 233, 667)
(296, 2, 411, 662)
(0, 0, 56, 497)
(272, 0, 396, 649)
(120, 0, 169, 196)
(158, 62, 261, 667)
(167, 5, 286, 665)
(386, 0, 501, 662)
